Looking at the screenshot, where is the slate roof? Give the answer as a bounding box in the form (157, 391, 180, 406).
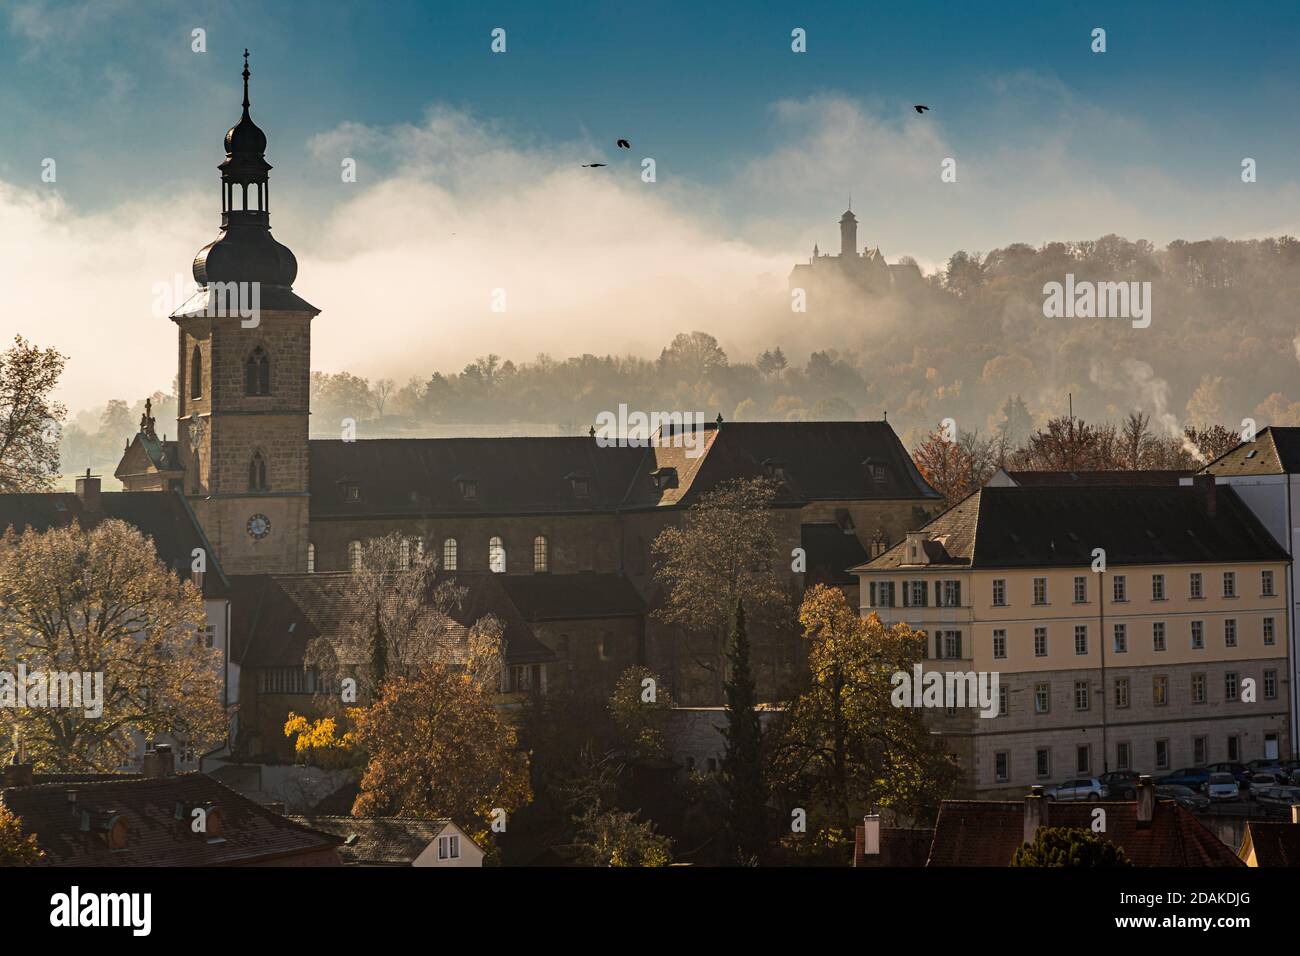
(2, 772, 341, 866)
(498, 572, 646, 621)
(0, 490, 229, 597)
(852, 825, 933, 867)
(229, 570, 555, 669)
(801, 523, 870, 585)
(856, 484, 1288, 571)
(926, 799, 1244, 867)
(1239, 821, 1300, 866)
(307, 421, 938, 519)
(1006, 469, 1191, 487)
(288, 815, 463, 865)
(1203, 426, 1300, 477)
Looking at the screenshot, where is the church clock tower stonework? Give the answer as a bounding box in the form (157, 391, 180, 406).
(172, 52, 317, 574)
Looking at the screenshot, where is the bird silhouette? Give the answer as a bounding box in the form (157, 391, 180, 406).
(582, 163, 607, 168)
(616, 139, 631, 149)
(914, 104, 930, 114)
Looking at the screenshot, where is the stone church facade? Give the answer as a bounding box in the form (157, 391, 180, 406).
(115, 59, 942, 739)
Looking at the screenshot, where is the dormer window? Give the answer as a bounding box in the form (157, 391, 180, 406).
(342, 481, 361, 502)
(457, 477, 478, 501)
(566, 472, 591, 498)
(862, 457, 887, 483)
(650, 467, 678, 491)
(763, 458, 787, 480)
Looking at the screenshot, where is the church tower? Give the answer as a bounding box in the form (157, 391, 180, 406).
(839, 207, 858, 258)
(172, 51, 317, 574)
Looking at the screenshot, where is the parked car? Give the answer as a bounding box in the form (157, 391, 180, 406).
(1155, 784, 1210, 812)
(1248, 772, 1288, 790)
(1205, 762, 1251, 788)
(1155, 768, 1211, 792)
(1045, 777, 1108, 801)
(1248, 759, 1287, 777)
(1254, 784, 1300, 807)
(1205, 772, 1241, 801)
(1098, 770, 1142, 799)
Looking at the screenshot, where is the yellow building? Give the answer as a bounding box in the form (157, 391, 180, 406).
(852, 478, 1292, 797)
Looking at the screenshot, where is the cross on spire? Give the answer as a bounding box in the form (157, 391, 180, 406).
(242, 49, 251, 111)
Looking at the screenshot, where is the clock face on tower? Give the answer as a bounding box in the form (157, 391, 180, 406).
(247, 514, 272, 540)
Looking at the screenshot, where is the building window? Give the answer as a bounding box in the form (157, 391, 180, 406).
(201, 625, 215, 649)
(1033, 627, 1047, 658)
(1074, 625, 1088, 656)
(994, 752, 1009, 783)
(1191, 673, 1205, 704)
(442, 538, 458, 571)
(457, 478, 478, 501)
(190, 346, 202, 399)
(992, 629, 1007, 660)
(1034, 682, 1050, 714)
(905, 580, 928, 607)
(938, 580, 961, 608)
(1151, 574, 1165, 600)
(1224, 618, 1237, 648)
(1036, 748, 1051, 779)
(1076, 745, 1090, 774)
(507, 664, 543, 694)
(399, 538, 411, 571)
(248, 451, 268, 491)
(998, 685, 1008, 716)
(1264, 617, 1276, 646)
(1261, 569, 1275, 597)
(489, 536, 507, 573)
(533, 535, 548, 573)
(1264, 669, 1278, 700)
(992, 579, 1006, 607)
(1032, 577, 1047, 605)
(1116, 742, 1131, 771)
(1189, 572, 1203, 599)
(1190, 620, 1204, 650)
(1193, 737, 1207, 766)
(1112, 623, 1127, 654)
(1222, 571, 1236, 598)
(1074, 680, 1090, 711)
(599, 632, 613, 662)
(1155, 739, 1169, 771)
(1112, 575, 1126, 602)
(937, 630, 962, 660)
(1114, 677, 1129, 709)
(244, 346, 270, 396)
(1152, 621, 1166, 652)
(1073, 576, 1087, 604)
(348, 540, 362, 571)
(869, 581, 896, 608)
(306, 543, 315, 572)
(1227, 735, 1240, 762)
(437, 834, 460, 861)
(1153, 674, 1168, 706)
(258, 667, 317, 695)
(1225, 672, 1238, 702)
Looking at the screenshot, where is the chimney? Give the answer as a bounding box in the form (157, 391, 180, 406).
(1024, 786, 1048, 844)
(1136, 775, 1155, 827)
(2, 755, 33, 789)
(142, 743, 176, 779)
(1191, 474, 1217, 518)
(862, 813, 881, 857)
(75, 470, 102, 512)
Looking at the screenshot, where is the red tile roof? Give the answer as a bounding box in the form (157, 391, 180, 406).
(852, 825, 933, 867)
(2, 772, 342, 866)
(927, 799, 1244, 867)
(1240, 821, 1300, 866)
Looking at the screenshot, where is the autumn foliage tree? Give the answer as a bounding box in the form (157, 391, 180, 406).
(0, 520, 224, 771)
(770, 586, 959, 832)
(0, 336, 67, 493)
(0, 804, 43, 866)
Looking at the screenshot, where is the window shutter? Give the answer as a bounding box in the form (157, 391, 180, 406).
(902, 583, 910, 607)
(954, 582, 961, 607)
(955, 632, 963, 659)
(869, 582, 877, 607)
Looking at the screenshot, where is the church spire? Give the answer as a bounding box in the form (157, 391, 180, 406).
(242, 48, 251, 112)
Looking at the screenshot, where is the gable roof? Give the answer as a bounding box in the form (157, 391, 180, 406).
(307, 421, 938, 520)
(1202, 426, 1300, 477)
(0, 490, 229, 597)
(1005, 469, 1191, 487)
(288, 815, 468, 865)
(927, 799, 1244, 867)
(856, 484, 1288, 571)
(228, 570, 555, 669)
(1239, 820, 1300, 866)
(2, 772, 341, 866)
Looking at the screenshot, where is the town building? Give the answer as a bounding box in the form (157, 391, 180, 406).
(289, 815, 483, 866)
(851, 479, 1292, 797)
(1237, 805, 1300, 866)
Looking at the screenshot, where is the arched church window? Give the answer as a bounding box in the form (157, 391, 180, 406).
(190, 346, 202, 399)
(533, 535, 548, 573)
(307, 543, 315, 573)
(442, 538, 458, 571)
(245, 346, 270, 396)
(248, 451, 268, 491)
(348, 540, 363, 571)
(489, 536, 506, 574)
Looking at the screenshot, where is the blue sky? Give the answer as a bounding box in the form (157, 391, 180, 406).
(1, 0, 1298, 408)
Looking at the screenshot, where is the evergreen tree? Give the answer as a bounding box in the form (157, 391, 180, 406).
(1011, 827, 1132, 867)
(369, 601, 388, 693)
(720, 599, 766, 862)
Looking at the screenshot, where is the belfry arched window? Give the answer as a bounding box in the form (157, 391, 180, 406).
(248, 451, 268, 491)
(489, 536, 507, 574)
(190, 346, 202, 399)
(245, 346, 270, 396)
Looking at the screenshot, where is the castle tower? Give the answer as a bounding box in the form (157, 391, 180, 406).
(839, 208, 858, 258)
(172, 51, 318, 574)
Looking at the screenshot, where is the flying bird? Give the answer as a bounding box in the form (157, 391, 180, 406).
(616, 139, 631, 149)
(914, 104, 930, 114)
(582, 163, 607, 168)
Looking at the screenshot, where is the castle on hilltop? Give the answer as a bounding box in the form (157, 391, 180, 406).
(788, 206, 923, 303)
